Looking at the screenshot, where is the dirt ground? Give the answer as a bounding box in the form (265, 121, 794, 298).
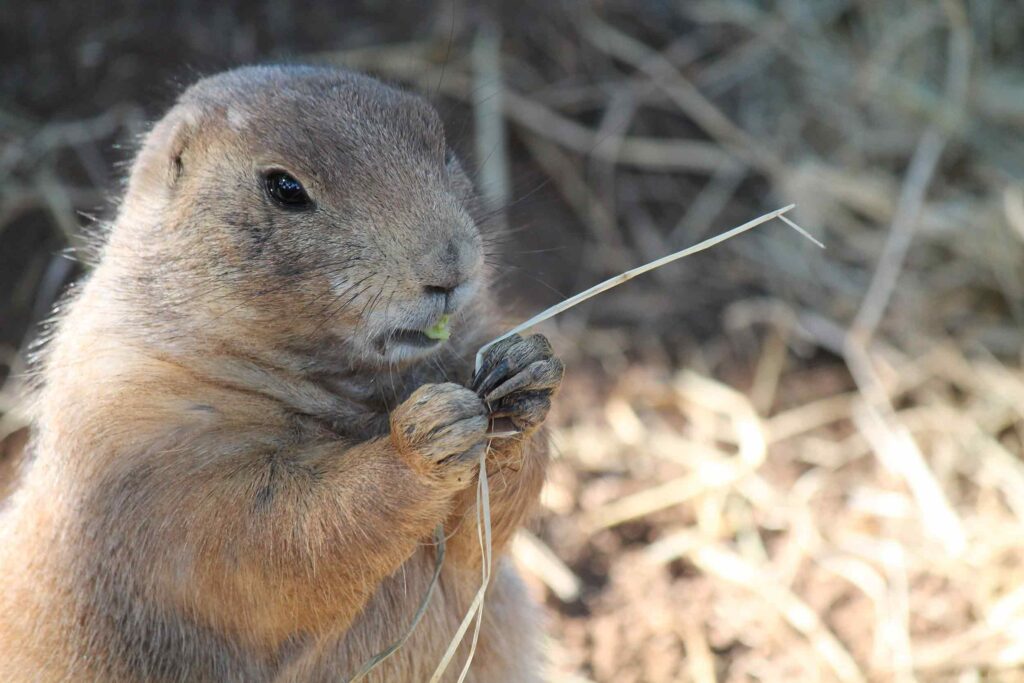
(3, 2, 1024, 681)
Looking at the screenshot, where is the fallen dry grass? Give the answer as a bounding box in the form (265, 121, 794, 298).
(527, 339, 1024, 682)
(2, 1, 1023, 681)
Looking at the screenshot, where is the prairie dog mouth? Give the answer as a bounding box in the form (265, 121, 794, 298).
(389, 328, 442, 349)
(376, 315, 452, 357)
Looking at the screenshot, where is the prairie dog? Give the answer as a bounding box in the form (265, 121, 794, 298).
(0, 65, 562, 682)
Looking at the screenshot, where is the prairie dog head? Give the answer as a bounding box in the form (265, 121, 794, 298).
(112, 65, 485, 367)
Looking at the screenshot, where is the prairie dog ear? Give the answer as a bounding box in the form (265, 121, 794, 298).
(127, 103, 202, 200)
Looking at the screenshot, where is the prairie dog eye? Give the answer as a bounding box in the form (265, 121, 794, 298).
(264, 170, 312, 209)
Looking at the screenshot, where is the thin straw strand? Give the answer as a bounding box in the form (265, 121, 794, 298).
(475, 204, 815, 370)
(346, 525, 447, 682)
(429, 446, 494, 682)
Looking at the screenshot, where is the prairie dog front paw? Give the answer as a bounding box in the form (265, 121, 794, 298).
(391, 383, 488, 485)
(472, 333, 564, 432)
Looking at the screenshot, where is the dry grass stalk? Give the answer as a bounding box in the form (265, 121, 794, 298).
(475, 204, 814, 369)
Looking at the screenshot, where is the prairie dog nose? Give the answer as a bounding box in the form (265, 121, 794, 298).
(423, 284, 456, 297)
(420, 236, 478, 294)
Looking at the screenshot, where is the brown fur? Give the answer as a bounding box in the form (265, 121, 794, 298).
(0, 66, 562, 682)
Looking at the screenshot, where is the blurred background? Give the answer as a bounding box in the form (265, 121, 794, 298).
(2, 1, 1024, 681)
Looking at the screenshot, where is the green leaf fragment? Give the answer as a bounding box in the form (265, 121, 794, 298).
(423, 314, 451, 341)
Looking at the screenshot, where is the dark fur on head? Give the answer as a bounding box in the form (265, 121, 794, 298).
(115, 65, 489, 369)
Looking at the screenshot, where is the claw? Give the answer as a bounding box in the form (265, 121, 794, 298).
(473, 334, 555, 397)
(474, 357, 512, 396)
(488, 390, 552, 431)
(485, 429, 521, 439)
(484, 358, 563, 403)
(472, 334, 520, 392)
